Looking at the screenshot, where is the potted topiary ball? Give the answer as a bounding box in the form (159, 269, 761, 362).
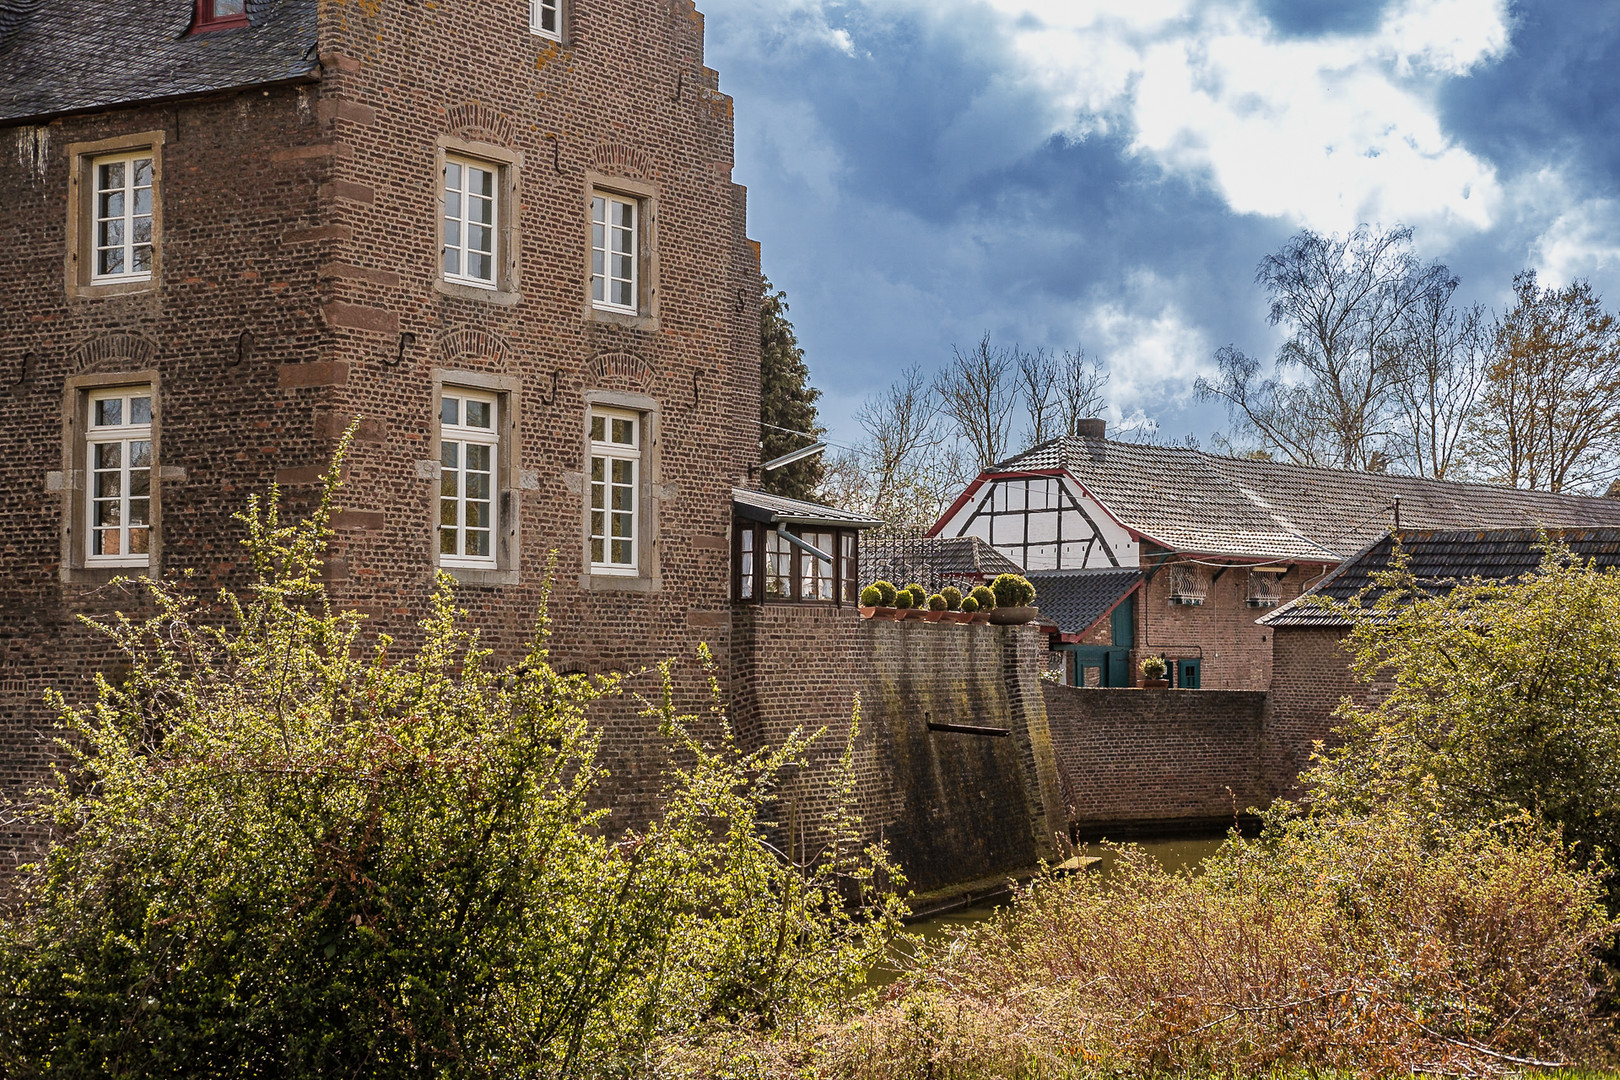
(1140, 655, 1170, 689)
(893, 587, 914, 617)
(863, 580, 903, 620)
(902, 583, 929, 621)
(960, 595, 980, 618)
(925, 593, 949, 622)
(987, 573, 1040, 625)
(968, 585, 996, 623)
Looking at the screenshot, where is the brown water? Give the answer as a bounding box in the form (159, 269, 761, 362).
(869, 833, 1230, 985)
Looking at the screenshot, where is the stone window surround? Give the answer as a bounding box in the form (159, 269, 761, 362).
(579, 390, 661, 594)
(433, 136, 524, 307)
(56, 369, 165, 583)
(427, 369, 523, 587)
(582, 172, 659, 332)
(65, 130, 166, 300)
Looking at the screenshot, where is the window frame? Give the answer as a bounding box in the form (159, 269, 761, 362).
(59, 372, 163, 581)
(83, 387, 155, 568)
(582, 173, 659, 329)
(588, 406, 643, 576)
(192, 0, 250, 32)
(733, 522, 860, 606)
(430, 372, 522, 586)
(437, 387, 501, 570)
(579, 391, 661, 593)
(441, 155, 500, 291)
(66, 131, 165, 299)
(530, 0, 563, 40)
(434, 138, 523, 305)
(591, 193, 639, 315)
(88, 151, 156, 286)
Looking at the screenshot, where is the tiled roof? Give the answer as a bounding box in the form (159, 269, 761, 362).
(1026, 568, 1142, 637)
(861, 535, 1025, 585)
(732, 488, 883, 530)
(1260, 527, 1620, 627)
(994, 437, 1620, 562)
(0, 0, 319, 124)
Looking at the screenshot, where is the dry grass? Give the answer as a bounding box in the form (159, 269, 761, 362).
(676, 809, 1619, 1079)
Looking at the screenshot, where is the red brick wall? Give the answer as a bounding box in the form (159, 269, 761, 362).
(1042, 684, 1269, 834)
(1263, 625, 1376, 800)
(732, 605, 1066, 896)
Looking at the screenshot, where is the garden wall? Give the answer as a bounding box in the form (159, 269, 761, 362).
(729, 606, 1067, 898)
(1042, 685, 1270, 835)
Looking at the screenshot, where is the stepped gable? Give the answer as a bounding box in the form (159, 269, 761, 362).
(993, 437, 1620, 562)
(0, 0, 318, 123)
(1261, 527, 1620, 628)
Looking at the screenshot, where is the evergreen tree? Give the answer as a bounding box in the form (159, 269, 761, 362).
(759, 280, 825, 501)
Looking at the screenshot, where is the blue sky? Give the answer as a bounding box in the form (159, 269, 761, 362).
(698, 0, 1620, 449)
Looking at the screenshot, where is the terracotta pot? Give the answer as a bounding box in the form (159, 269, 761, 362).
(902, 608, 928, 621)
(970, 612, 992, 624)
(947, 610, 973, 624)
(1141, 678, 1171, 689)
(987, 605, 1039, 626)
(875, 607, 905, 621)
(923, 610, 948, 622)
(859, 606, 877, 619)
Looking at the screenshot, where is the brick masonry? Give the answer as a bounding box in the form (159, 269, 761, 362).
(731, 606, 1066, 896)
(1043, 684, 1269, 834)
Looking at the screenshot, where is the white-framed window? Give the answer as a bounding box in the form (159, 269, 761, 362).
(443, 157, 498, 289)
(530, 0, 561, 38)
(439, 389, 499, 568)
(591, 193, 638, 313)
(589, 408, 641, 573)
(91, 152, 154, 283)
(85, 388, 153, 566)
(798, 530, 836, 601)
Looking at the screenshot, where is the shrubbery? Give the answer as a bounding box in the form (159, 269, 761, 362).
(988, 572, 1036, 609)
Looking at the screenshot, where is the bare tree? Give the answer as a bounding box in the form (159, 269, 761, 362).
(852, 364, 943, 513)
(1469, 271, 1620, 493)
(1016, 347, 1058, 451)
(936, 334, 1018, 471)
(1198, 225, 1453, 470)
(1055, 346, 1109, 437)
(1391, 283, 1488, 480)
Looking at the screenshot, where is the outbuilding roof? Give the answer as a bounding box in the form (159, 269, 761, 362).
(1026, 568, 1143, 638)
(1259, 527, 1620, 628)
(861, 534, 1025, 587)
(0, 0, 319, 124)
(991, 437, 1620, 562)
(731, 488, 883, 531)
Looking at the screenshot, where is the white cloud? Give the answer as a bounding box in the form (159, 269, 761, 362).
(1080, 273, 1215, 410)
(1527, 192, 1620, 286)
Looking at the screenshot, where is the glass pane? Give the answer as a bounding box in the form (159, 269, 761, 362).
(214, 0, 246, 15)
(590, 456, 605, 483)
(612, 539, 631, 564)
(129, 527, 150, 555)
(99, 190, 124, 219)
(95, 400, 122, 427)
(611, 459, 633, 484)
(441, 441, 459, 469)
(95, 441, 121, 468)
(591, 510, 605, 536)
(131, 216, 152, 244)
(614, 202, 634, 229)
(95, 500, 121, 526)
(470, 253, 492, 281)
(129, 498, 149, 526)
(611, 485, 632, 511)
(592, 196, 605, 223)
(440, 499, 458, 528)
(468, 501, 490, 528)
(469, 224, 492, 254)
(134, 158, 153, 187)
(100, 218, 124, 246)
(96, 529, 120, 556)
(590, 484, 605, 512)
(445, 162, 461, 190)
(468, 530, 490, 556)
(464, 399, 492, 428)
(590, 415, 606, 441)
(98, 161, 124, 192)
(130, 441, 151, 468)
(466, 444, 491, 471)
(591, 538, 605, 563)
(467, 474, 490, 501)
(132, 245, 152, 273)
(130, 396, 151, 424)
(99, 248, 123, 276)
(441, 398, 459, 426)
(133, 188, 152, 217)
(611, 513, 632, 539)
(592, 275, 605, 302)
(445, 189, 461, 219)
(443, 248, 459, 276)
(445, 218, 461, 248)
(611, 418, 634, 445)
(440, 473, 457, 500)
(440, 526, 458, 555)
(613, 280, 633, 308)
(472, 168, 494, 199)
(614, 253, 633, 280)
(130, 471, 150, 498)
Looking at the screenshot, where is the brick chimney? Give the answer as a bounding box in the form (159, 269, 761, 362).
(1608, 479, 1620, 498)
(1074, 417, 1107, 440)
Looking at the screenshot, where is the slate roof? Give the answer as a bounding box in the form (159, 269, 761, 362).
(992, 437, 1620, 562)
(732, 488, 883, 530)
(0, 0, 319, 124)
(1260, 528, 1620, 628)
(1025, 568, 1142, 637)
(861, 535, 1024, 583)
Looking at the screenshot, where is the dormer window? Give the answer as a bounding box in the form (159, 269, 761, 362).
(193, 0, 249, 33)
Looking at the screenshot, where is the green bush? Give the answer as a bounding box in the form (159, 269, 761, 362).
(894, 589, 914, 610)
(859, 583, 883, 607)
(903, 583, 928, 609)
(940, 586, 963, 611)
(1140, 655, 1168, 680)
(927, 594, 947, 612)
(868, 580, 899, 607)
(990, 572, 1036, 608)
(961, 596, 980, 614)
(0, 438, 910, 1078)
(969, 585, 996, 612)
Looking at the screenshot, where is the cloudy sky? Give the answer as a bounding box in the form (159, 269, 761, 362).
(698, 0, 1620, 450)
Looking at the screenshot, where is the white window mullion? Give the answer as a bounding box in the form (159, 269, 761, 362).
(443, 157, 498, 289)
(588, 408, 642, 573)
(85, 389, 153, 567)
(439, 390, 499, 568)
(590, 194, 638, 313)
